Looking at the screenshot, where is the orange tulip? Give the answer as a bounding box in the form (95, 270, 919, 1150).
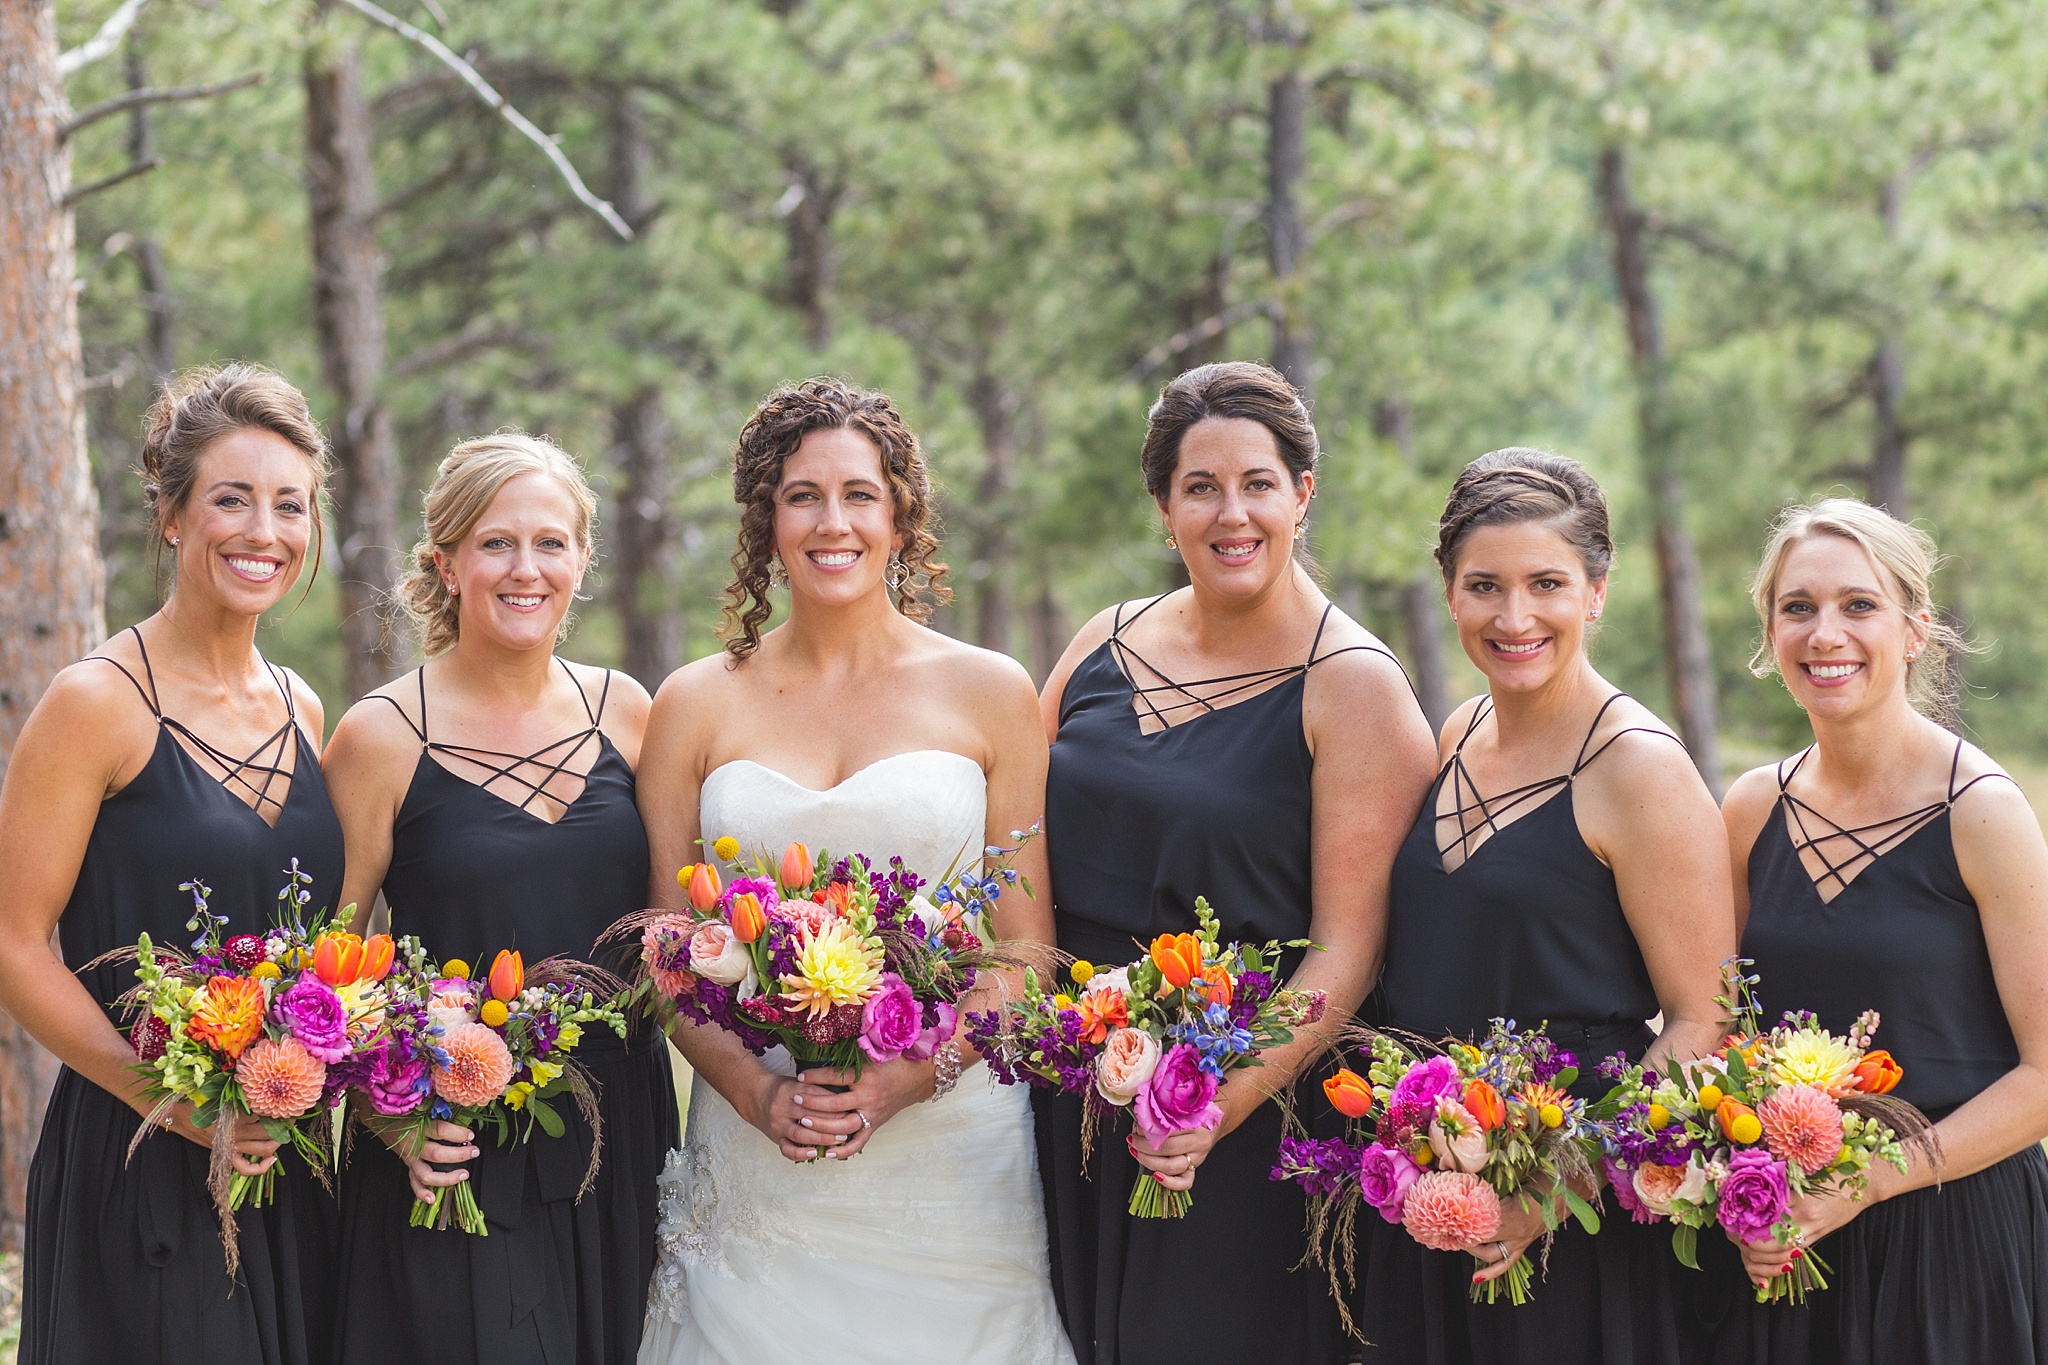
(1324, 1068, 1375, 1120)
(729, 892, 767, 944)
(1851, 1049, 1903, 1095)
(687, 862, 722, 912)
(313, 932, 366, 986)
(1717, 1098, 1763, 1146)
(1149, 933, 1202, 990)
(487, 949, 524, 1003)
(1464, 1078, 1507, 1131)
(1191, 964, 1235, 1009)
(779, 842, 813, 893)
(360, 934, 395, 983)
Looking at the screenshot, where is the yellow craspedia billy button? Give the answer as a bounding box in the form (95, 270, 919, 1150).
(1696, 1084, 1724, 1110)
(1070, 961, 1095, 985)
(1729, 1112, 1763, 1145)
(1647, 1103, 1671, 1131)
(479, 999, 510, 1028)
(249, 961, 282, 981)
(676, 862, 697, 888)
(1539, 1103, 1565, 1129)
(443, 959, 471, 981)
(712, 836, 740, 862)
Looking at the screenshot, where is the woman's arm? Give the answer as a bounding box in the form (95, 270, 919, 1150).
(0, 663, 278, 1171)
(1135, 644, 1438, 1193)
(1581, 725, 1738, 1069)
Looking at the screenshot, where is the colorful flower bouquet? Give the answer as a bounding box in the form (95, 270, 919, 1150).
(610, 833, 1031, 1083)
(114, 861, 386, 1273)
(352, 941, 627, 1234)
(1273, 1021, 1607, 1307)
(1600, 961, 1927, 1304)
(967, 897, 1326, 1218)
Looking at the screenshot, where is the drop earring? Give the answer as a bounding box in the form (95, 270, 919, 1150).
(885, 556, 908, 592)
(1293, 522, 1306, 542)
(769, 557, 788, 588)
(1164, 533, 1178, 550)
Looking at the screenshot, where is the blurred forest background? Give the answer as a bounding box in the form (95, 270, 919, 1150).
(2, 0, 2047, 1280)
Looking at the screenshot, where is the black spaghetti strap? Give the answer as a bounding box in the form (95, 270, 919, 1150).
(128, 625, 164, 715)
(1774, 738, 1992, 899)
(118, 626, 301, 822)
(412, 660, 609, 818)
(87, 653, 160, 717)
(592, 668, 613, 725)
(372, 692, 428, 744)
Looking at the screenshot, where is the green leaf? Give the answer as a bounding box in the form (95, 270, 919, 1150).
(527, 1096, 566, 1139)
(1553, 1065, 1579, 1090)
(1673, 1223, 1700, 1271)
(1561, 1185, 1601, 1235)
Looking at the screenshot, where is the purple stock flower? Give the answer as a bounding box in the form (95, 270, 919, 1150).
(1272, 1135, 1361, 1200)
(272, 975, 349, 1064)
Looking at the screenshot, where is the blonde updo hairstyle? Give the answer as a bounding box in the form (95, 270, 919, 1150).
(399, 431, 598, 657)
(138, 362, 331, 596)
(1748, 498, 1972, 721)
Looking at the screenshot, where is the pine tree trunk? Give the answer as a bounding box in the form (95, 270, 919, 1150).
(1598, 145, 1723, 796)
(0, 0, 107, 1252)
(1265, 66, 1311, 396)
(610, 389, 680, 687)
(1867, 3, 1909, 518)
(967, 369, 1018, 652)
(305, 20, 400, 697)
(1373, 399, 1452, 730)
(125, 43, 174, 380)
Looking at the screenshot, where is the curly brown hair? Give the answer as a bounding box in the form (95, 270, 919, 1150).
(720, 378, 950, 660)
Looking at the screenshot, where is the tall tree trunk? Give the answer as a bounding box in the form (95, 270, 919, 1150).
(1598, 145, 1722, 795)
(305, 19, 400, 697)
(1265, 65, 1311, 396)
(0, 0, 106, 1252)
(1028, 566, 1069, 688)
(780, 157, 838, 350)
(1867, 1, 1909, 518)
(610, 389, 680, 687)
(967, 369, 1018, 652)
(124, 43, 173, 380)
(1374, 399, 1452, 730)
(603, 92, 680, 686)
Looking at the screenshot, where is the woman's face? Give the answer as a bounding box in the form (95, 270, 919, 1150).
(1446, 520, 1606, 694)
(774, 426, 902, 609)
(1767, 533, 1927, 721)
(162, 428, 318, 618)
(436, 471, 589, 654)
(1159, 417, 1311, 600)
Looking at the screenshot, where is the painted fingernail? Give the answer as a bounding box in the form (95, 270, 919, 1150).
(800, 1118, 814, 1128)
(1472, 1274, 1485, 1286)
(793, 1095, 805, 1106)
(1790, 1248, 1804, 1259)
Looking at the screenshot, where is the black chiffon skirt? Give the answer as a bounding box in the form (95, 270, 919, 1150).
(1689, 1142, 2048, 1365)
(1356, 1204, 1684, 1365)
(21, 1066, 337, 1365)
(1033, 1085, 1343, 1365)
(333, 1036, 677, 1365)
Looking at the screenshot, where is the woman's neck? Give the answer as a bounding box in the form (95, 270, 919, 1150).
(1804, 691, 1942, 792)
(778, 584, 914, 672)
(150, 593, 266, 687)
(437, 632, 561, 706)
(1485, 657, 1607, 752)
(1180, 565, 1321, 658)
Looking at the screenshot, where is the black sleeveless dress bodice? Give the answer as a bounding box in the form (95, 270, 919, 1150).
(1037, 599, 1389, 1365)
(1359, 693, 1684, 1365)
(23, 630, 345, 1365)
(333, 665, 677, 1365)
(1697, 743, 2048, 1365)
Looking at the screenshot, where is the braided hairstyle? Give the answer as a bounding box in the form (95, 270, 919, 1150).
(720, 378, 950, 660)
(138, 362, 331, 595)
(1435, 448, 1613, 582)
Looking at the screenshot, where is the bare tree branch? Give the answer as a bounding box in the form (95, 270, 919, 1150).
(333, 0, 633, 240)
(61, 73, 264, 142)
(1126, 300, 1278, 383)
(63, 157, 161, 207)
(56, 0, 151, 77)
(390, 319, 536, 379)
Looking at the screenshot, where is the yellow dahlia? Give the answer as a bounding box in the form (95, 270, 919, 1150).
(1769, 1030, 1860, 1097)
(780, 921, 884, 1019)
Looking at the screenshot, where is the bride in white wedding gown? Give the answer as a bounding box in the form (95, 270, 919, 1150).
(634, 380, 1074, 1365)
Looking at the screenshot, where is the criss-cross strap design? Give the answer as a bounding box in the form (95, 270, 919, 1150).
(380, 661, 612, 823)
(92, 626, 299, 825)
(1108, 598, 1398, 735)
(1435, 692, 1679, 871)
(1778, 738, 2015, 902)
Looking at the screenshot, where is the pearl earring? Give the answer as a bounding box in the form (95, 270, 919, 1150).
(169, 536, 180, 546)
(1165, 533, 1178, 550)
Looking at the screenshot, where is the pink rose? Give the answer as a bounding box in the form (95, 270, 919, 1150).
(688, 921, 753, 988)
(1633, 1157, 1708, 1217)
(1133, 1042, 1223, 1146)
(1094, 1026, 1161, 1107)
(905, 1001, 957, 1061)
(1427, 1097, 1489, 1174)
(1358, 1143, 1423, 1224)
(858, 974, 922, 1063)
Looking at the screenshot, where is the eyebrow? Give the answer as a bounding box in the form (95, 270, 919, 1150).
(780, 476, 885, 491)
(206, 480, 305, 496)
(1179, 466, 1281, 480)
(1777, 584, 1886, 603)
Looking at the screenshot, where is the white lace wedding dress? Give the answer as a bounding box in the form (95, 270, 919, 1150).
(638, 750, 1075, 1365)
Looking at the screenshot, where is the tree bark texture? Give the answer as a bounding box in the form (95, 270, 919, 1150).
(125, 41, 173, 380)
(780, 156, 838, 350)
(1265, 67, 1311, 396)
(1867, 2, 1909, 518)
(609, 389, 680, 687)
(1598, 144, 1723, 795)
(305, 24, 401, 698)
(0, 0, 106, 1253)
(967, 369, 1019, 653)
(1374, 398, 1452, 731)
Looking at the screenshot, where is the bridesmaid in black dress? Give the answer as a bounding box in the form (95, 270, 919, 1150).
(1037, 362, 1437, 1365)
(1356, 450, 1735, 1364)
(324, 432, 677, 1364)
(1703, 499, 2048, 1365)
(0, 364, 343, 1364)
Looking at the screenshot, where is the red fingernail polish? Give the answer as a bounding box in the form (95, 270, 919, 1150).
(1472, 1274, 1485, 1285)
(1790, 1248, 1804, 1259)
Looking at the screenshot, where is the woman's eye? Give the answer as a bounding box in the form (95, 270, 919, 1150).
(1782, 602, 1810, 616)
(1247, 479, 1276, 492)
(1847, 598, 1878, 612)
(278, 500, 305, 516)
(784, 490, 816, 505)
(540, 537, 566, 551)
(848, 490, 876, 502)
(216, 494, 246, 509)
(1535, 578, 1563, 591)
(481, 536, 511, 551)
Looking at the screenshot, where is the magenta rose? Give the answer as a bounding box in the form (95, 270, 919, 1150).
(905, 1001, 958, 1062)
(365, 1048, 429, 1116)
(1133, 1043, 1223, 1147)
(1716, 1148, 1792, 1244)
(1358, 1143, 1423, 1223)
(1387, 1055, 1459, 1129)
(858, 973, 922, 1063)
(272, 976, 349, 1064)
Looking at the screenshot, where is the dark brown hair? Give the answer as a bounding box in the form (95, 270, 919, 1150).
(138, 362, 331, 594)
(1139, 362, 1319, 502)
(1435, 448, 1613, 581)
(720, 377, 950, 660)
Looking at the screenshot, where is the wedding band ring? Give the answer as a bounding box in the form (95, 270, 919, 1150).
(1496, 1241, 1509, 1264)
(857, 1109, 871, 1130)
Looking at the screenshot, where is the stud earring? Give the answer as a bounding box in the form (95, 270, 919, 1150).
(1165, 533, 1178, 550)
(1293, 522, 1306, 542)
(168, 536, 180, 546)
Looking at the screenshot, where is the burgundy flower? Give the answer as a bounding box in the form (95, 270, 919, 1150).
(132, 1015, 171, 1062)
(223, 935, 266, 971)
